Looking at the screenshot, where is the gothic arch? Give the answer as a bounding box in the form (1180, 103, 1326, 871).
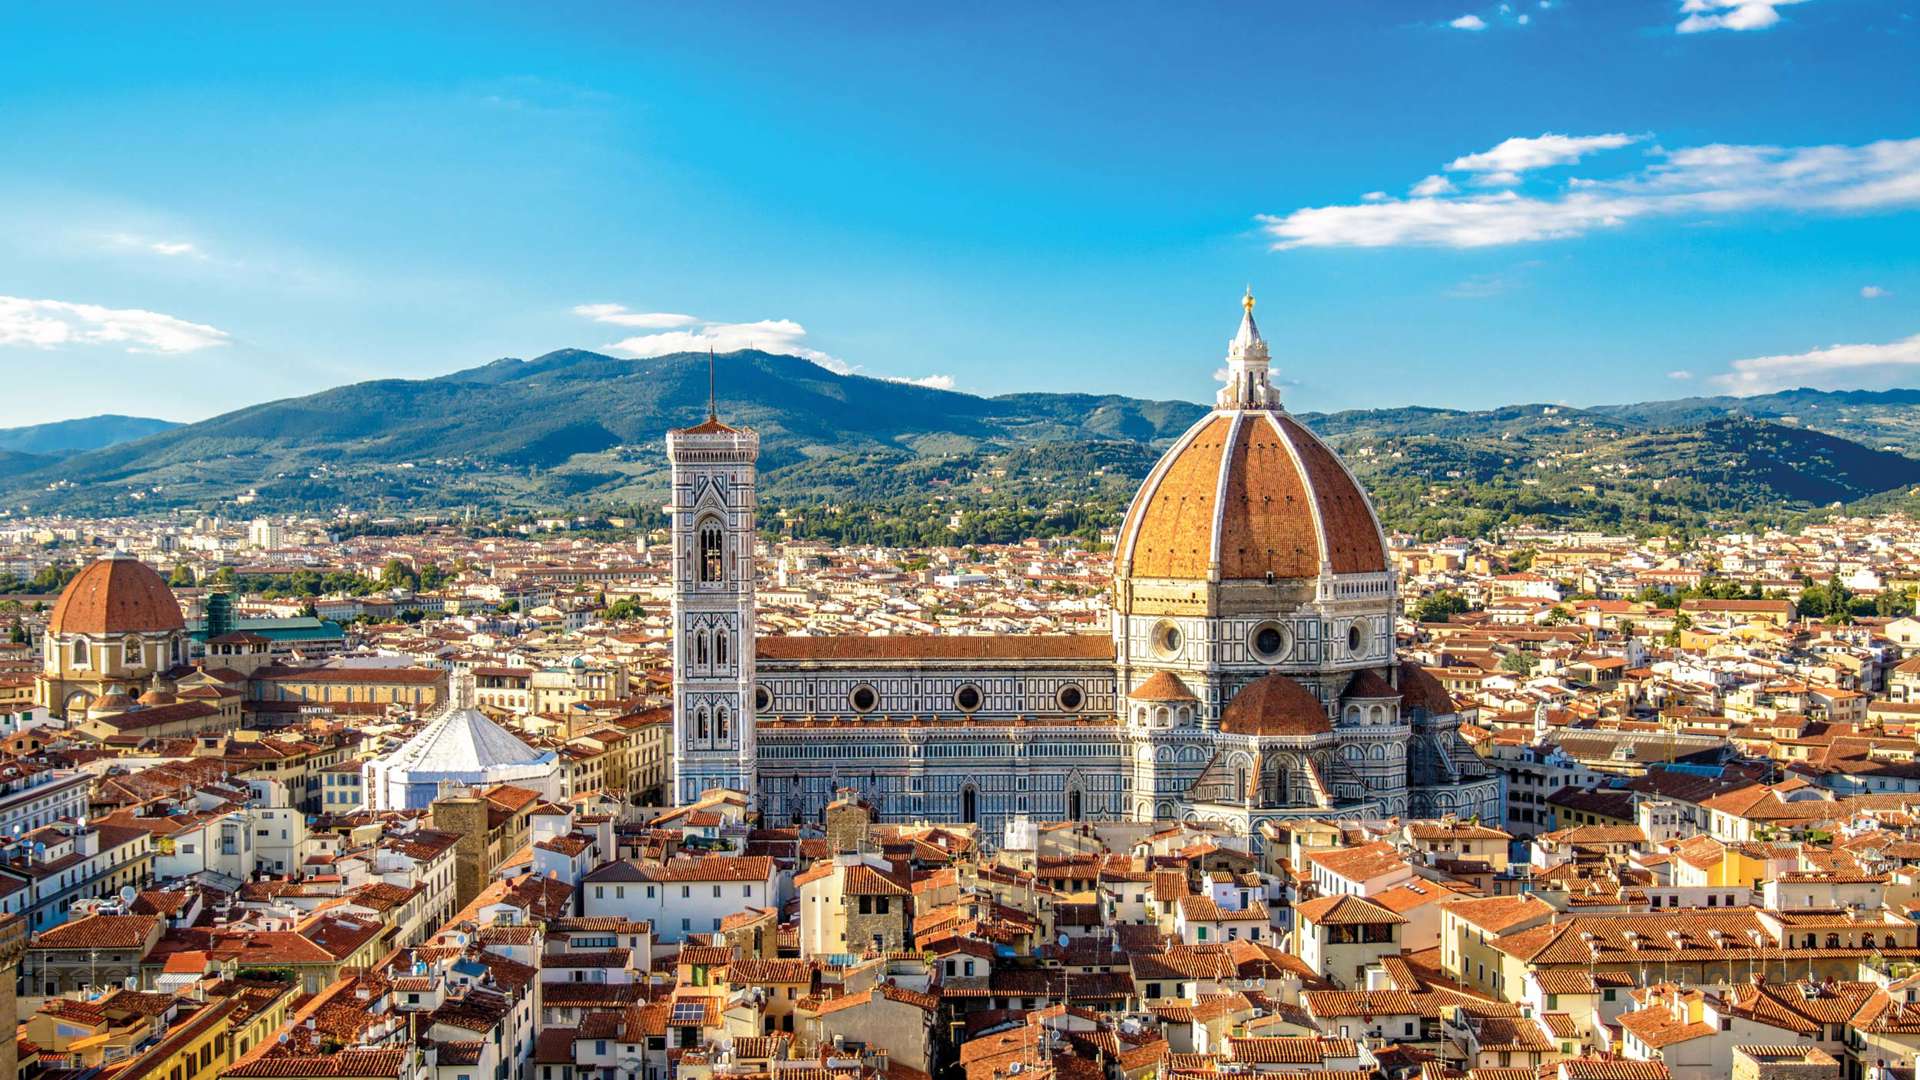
(696, 515, 726, 584)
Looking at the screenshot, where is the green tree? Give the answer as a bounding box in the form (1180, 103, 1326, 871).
(168, 564, 196, 587)
(1413, 590, 1471, 623)
(1875, 587, 1915, 619)
(1499, 652, 1538, 676)
(380, 558, 420, 591)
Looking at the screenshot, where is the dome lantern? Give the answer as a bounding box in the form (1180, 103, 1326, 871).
(1218, 286, 1276, 410)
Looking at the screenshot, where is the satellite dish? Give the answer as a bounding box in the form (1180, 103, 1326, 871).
(119, 885, 137, 905)
(1057, 932, 1070, 949)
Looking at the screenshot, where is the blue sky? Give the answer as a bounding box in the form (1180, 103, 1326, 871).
(1, 0, 1915, 422)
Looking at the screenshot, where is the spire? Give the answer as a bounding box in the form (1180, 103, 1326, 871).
(707, 347, 717, 422)
(1217, 286, 1276, 410)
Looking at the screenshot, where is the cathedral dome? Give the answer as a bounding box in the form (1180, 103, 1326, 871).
(49, 553, 185, 636)
(1115, 297, 1386, 585)
(1219, 673, 1332, 737)
(1117, 411, 1386, 583)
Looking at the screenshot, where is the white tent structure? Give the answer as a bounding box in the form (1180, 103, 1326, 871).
(363, 672, 562, 810)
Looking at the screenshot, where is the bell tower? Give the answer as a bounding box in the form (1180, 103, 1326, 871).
(667, 358, 760, 806)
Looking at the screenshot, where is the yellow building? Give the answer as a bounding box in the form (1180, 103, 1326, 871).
(1440, 894, 1556, 999)
(95, 996, 239, 1080)
(248, 666, 446, 709)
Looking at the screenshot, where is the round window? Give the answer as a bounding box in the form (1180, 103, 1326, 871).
(849, 686, 878, 713)
(1252, 623, 1287, 662)
(754, 685, 772, 713)
(1057, 685, 1085, 712)
(1347, 621, 1365, 653)
(1153, 621, 1183, 657)
(955, 685, 982, 713)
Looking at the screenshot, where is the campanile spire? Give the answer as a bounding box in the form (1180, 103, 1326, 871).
(1217, 286, 1276, 409)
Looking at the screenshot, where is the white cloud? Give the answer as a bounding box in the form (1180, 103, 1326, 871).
(1862, 285, 1891, 299)
(1711, 332, 1920, 395)
(1677, 0, 1809, 34)
(1668, 370, 1694, 380)
(0, 295, 230, 354)
(602, 318, 838, 366)
(1411, 174, 1457, 197)
(1518, 13, 1531, 23)
(1447, 133, 1641, 175)
(1450, 14, 1487, 29)
(576, 305, 954, 391)
(106, 232, 206, 259)
(1261, 136, 1920, 249)
(1361, 191, 1390, 202)
(571, 303, 700, 329)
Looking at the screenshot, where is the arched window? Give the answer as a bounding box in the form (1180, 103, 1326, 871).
(695, 707, 710, 741)
(695, 631, 709, 667)
(715, 630, 729, 666)
(698, 520, 725, 583)
(715, 707, 730, 741)
(1826, 933, 1841, 949)
(961, 786, 978, 824)
(124, 636, 143, 667)
(1067, 789, 1083, 821)
(71, 641, 88, 668)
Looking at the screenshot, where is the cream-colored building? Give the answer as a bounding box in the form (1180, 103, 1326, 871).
(36, 554, 190, 720)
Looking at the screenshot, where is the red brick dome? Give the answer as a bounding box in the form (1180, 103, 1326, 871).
(1397, 661, 1456, 716)
(1220, 673, 1332, 737)
(48, 554, 185, 636)
(1116, 410, 1386, 584)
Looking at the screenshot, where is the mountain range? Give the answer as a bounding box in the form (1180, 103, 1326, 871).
(7, 349, 1920, 539)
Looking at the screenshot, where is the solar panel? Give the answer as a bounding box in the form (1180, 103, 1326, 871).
(671, 1001, 706, 1024)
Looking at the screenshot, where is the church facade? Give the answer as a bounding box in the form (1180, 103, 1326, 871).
(669, 295, 1503, 839)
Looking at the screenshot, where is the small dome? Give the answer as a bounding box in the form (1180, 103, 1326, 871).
(1397, 662, 1456, 715)
(49, 553, 185, 636)
(1220, 673, 1332, 737)
(1129, 671, 1198, 702)
(1116, 410, 1386, 584)
(88, 691, 137, 717)
(1345, 669, 1399, 700)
